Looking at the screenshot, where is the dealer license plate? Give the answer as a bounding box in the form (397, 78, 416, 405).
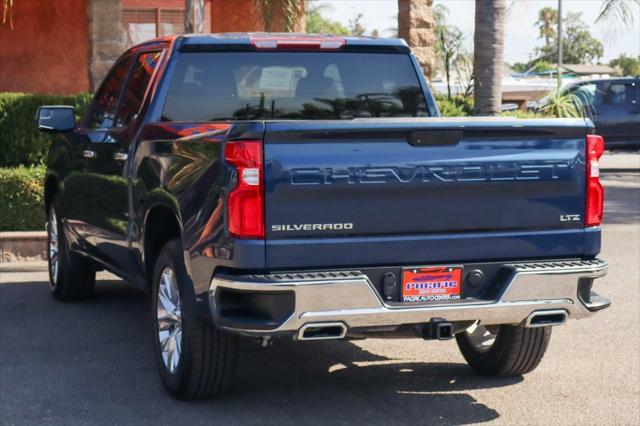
(402, 266, 462, 302)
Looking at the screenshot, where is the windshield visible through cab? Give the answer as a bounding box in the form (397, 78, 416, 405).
(162, 52, 429, 121)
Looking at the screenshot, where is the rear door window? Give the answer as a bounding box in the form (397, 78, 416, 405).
(87, 56, 134, 129)
(115, 50, 164, 127)
(604, 82, 636, 106)
(162, 52, 428, 121)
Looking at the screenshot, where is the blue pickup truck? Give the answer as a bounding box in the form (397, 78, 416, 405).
(38, 34, 609, 400)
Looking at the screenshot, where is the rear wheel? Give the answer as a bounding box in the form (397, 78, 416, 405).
(47, 197, 95, 301)
(151, 239, 238, 400)
(455, 322, 552, 376)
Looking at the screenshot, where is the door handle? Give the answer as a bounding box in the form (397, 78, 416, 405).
(113, 152, 128, 162)
(83, 150, 97, 159)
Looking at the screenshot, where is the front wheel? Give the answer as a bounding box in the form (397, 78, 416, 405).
(47, 197, 95, 301)
(455, 323, 552, 376)
(151, 239, 238, 400)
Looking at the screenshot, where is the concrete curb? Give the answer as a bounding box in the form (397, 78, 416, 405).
(600, 153, 639, 174)
(0, 260, 48, 273)
(601, 168, 640, 174)
(0, 231, 46, 263)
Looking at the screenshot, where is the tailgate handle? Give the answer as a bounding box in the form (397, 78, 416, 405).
(408, 130, 463, 147)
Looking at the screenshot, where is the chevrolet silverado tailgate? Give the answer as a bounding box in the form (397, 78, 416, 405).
(263, 118, 594, 269)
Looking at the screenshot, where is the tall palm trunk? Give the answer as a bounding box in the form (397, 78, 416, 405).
(185, 0, 205, 33)
(473, 0, 506, 116)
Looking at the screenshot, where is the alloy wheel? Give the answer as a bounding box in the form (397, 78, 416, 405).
(464, 322, 499, 353)
(157, 267, 183, 374)
(48, 210, 59, 286)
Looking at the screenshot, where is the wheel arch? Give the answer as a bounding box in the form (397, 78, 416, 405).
(44, 174, 59, 213)
(143, 204, 183, 288)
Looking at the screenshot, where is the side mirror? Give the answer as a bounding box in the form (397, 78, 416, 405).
(36, 106, 76, 133)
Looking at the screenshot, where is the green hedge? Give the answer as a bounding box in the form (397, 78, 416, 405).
(436, 95, 552, 118)
(0, 166, 46, 231)
(435, 95, 474, 117)
(0, 93, 91, 167)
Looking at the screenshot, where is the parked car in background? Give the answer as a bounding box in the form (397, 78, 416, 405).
(539, 77, 639, 150)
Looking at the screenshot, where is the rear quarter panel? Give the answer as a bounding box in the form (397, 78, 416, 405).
(132, 121, 266, 295)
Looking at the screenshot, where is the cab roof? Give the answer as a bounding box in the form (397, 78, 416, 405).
(136, 33, 410, 53)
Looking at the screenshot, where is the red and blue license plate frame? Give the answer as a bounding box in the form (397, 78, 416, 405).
(401, 266, 463, 303)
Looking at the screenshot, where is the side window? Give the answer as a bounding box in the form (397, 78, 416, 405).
(115, 50, 164, 127)
(87, 56, 134, 129)
(605, 83, 635, 106)
(570, 83, 597, 109)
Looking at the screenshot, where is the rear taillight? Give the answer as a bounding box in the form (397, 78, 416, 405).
(224, 140, 264, 239)
(585, 134, 605, 227)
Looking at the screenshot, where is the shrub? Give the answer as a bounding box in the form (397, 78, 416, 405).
(501, 110, 547, 118)
(0, 165, 46, 231)
(0, 92, 91, 167)
(538, 91, 582, 118)
(435, 95, 474, 117)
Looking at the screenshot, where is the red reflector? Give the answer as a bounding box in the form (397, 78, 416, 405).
(586, 134, 605, 227)
(224, 140, 264, 239)
(250, 36, 345, 50)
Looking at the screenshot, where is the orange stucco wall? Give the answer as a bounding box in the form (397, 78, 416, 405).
(0, 0, 307, 94)
(0, 0, 90, 94)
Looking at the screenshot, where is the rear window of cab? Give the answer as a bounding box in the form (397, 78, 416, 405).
(161, 52, 429, 121)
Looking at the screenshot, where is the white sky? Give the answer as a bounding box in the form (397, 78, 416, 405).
(317, 0, 640, 63)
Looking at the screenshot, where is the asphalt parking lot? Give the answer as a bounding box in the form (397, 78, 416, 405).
(1, 173, 639, 426)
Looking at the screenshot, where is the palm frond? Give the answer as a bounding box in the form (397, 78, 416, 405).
(596, 0, 640, 26)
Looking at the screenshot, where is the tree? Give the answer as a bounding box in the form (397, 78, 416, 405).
(534, 12, 603, 64)
(473, 0, 506, 116)
(434, 4, 465, 98)
(596, 0, 640, 26)
(348, 13, 367, 36)
(256, 0, 303, 32)
(609, 54, 640, 76)
(305, 2, 350, 35)
(184, 0, 205, 33)
(532, 60, 553, 73)
(535, 7, 557, 50)
(512, 62, 528, 74)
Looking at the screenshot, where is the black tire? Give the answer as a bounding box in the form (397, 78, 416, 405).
(47, 196, 96, 301)
(151, 239, 238, 400)
(456, 324, 552, 376)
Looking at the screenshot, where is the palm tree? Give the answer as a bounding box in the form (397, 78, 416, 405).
(185, 0, 205, 33)
(535, 7, 558, 49)
(596, 0, 639, 26)
(256, 0, 304, 32)
(473, 0, 506, 116)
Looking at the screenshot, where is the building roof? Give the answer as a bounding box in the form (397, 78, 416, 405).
(558, 64, 615, 75)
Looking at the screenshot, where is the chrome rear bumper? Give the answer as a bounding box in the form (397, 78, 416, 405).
(209, 259, 609, 338)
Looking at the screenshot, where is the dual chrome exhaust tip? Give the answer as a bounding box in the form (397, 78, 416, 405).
(296, 310, 568, 341)
(524, 310, 568, 328)
(297, 322, 348, 341)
